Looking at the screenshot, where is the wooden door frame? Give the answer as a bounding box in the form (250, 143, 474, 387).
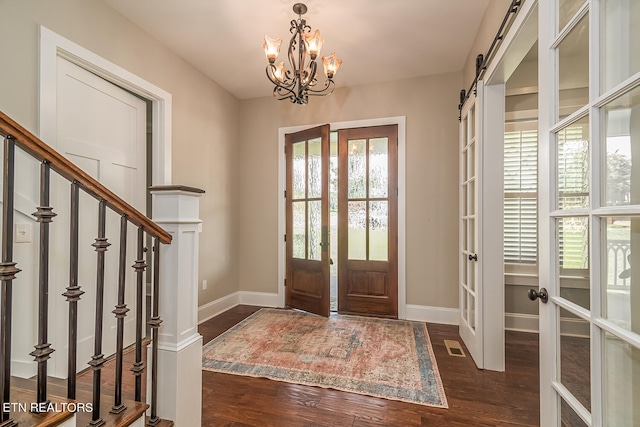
(278, 117, 406, 318)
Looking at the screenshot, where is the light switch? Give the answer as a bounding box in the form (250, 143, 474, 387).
(15, 223, 32, 243)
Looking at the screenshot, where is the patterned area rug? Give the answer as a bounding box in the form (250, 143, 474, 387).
(202, 308, 448, 408)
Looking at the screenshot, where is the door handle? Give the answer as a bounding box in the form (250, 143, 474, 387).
(330, 258, 334, 265)
(528, 288, 548, 303)
(468, 253, 478, 261)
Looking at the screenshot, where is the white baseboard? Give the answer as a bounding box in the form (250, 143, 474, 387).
(11, 360, 37, 379)
(505, 312, 589, 337)
(198, 292, 240, 324)
(238, 291, 280, 307)
(198, 291, 281, 324)
(405, 304, 459, 325)
(505, 313, 539, 333)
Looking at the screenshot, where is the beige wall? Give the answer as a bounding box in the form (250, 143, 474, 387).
(0, 0, 240, 305)
(237, 73, 462, 308)
(463, 0, 514, 87)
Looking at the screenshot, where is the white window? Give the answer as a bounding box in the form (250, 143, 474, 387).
(504, 121, 538, 264)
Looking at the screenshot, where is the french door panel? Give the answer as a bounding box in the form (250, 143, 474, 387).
(337, 125, 398, 318)
(285, 125, 331, 317)
(459, 84, 483, 368)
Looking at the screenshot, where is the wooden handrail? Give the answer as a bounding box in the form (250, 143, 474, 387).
(0, 110, 171, 244)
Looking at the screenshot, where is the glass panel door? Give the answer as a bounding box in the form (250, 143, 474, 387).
(459, 83, 483, 367)
(538, 0, 640, 425)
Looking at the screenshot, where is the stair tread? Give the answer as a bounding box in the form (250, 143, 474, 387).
(146, 417, 174, 427)
(74, 391, 148, 427)
(4, 387, 75, 427)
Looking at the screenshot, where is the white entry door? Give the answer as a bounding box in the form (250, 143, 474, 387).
(537, 0, 640, 425)
(49, 58, 147, 377)
(459, 84, 484, 368)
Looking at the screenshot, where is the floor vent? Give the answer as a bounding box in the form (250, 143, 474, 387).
(444, 340, 466, 357)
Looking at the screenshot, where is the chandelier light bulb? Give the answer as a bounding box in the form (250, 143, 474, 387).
(262, 35, 282, 64)
(302, 29, 324, 60)
(321, 52, 342, 79)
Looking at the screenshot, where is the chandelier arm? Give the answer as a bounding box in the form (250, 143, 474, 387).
(265, 65, 295, 89)
(265, 68, 297, 101)
(306, 79, 335, 96)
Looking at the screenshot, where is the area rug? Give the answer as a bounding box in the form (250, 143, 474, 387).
(202, 308, 448, 408)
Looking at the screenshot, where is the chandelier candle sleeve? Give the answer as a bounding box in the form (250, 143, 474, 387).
(262, 2, 342, 104)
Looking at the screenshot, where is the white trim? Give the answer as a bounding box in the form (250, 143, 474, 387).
(238, 291, 280, 308)
(405, 305, 459, 325)
(197, 292, 240, 324)
(277, 117, 407, 319)
(38, 26, 172, 185)
(197, 291, 282, 324)
(505, 313, 590, 338)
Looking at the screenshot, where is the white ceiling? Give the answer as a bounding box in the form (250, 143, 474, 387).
(101, 0, 491, 100)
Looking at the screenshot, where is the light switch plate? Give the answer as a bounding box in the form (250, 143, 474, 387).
(15, 223, 32, 243)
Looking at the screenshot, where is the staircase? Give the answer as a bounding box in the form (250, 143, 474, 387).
(0, 111, 177, 427)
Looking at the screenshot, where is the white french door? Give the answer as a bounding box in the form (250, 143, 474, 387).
(459, 84, 484, 368)
(537, 0, 640, 425)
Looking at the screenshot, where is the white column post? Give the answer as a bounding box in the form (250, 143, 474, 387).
(149, 185, 204, 426)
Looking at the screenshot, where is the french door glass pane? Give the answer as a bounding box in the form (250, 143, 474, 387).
(293, 141, 306, 199)
(308, 200, 322, 261)
(348, 139, 366, 198)
(469, 294, 476, 330)
(469, 180, 476, 215)
(557, 13, 589, 121)
(469, 219, 476, 253)
(308, 138, 322, 198)
(557, 117, 590, 210)
(469, 142, 476, 178)
(369, 201, 388, 261)
(558, 0, 586, 32)
(603, 84, 640, 207)
(469, 105, 475, 139)
(560, 398, 588, 427)
(293, 201, 306, 258)
(603, 216, 638, 334)
(348, 201, 366, 260)
(468, 255, 475, 293)
(369, 138, 388, 198)
(603, 330, 640, 427)
(559, 308, 591, 411)
(602, 0, 640, 93)
(558, 217, 590, 310)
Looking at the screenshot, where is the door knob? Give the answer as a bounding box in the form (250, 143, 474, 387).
(468, 253, 478, 261)
(528, 288, 548, 303)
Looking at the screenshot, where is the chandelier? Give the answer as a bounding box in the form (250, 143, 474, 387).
(262, 3, 342, 105)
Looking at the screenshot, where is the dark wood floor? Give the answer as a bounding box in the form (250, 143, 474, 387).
(198, 305, 541, 427)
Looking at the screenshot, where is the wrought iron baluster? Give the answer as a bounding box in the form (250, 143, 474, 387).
(111, 215, 129, 414)
(147, 237, 162, 426)
(131, 226, 146, 402)
(62, 182, 84, 399)
(0, 136, 20, 426)
(30, 161, 57, 406)
(89, 200, 110, 427)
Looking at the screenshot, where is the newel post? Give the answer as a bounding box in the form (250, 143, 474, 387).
(149, 185, 204, 426)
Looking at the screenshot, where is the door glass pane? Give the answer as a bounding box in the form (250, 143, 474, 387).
(462, 218, 468, 251)
(308, 137, 322, 199)
(560, 398, 588, 427)
(469, 105, 476, 139)
(468, 258, 475, 293)
(603, 85, 640, 207)
(369, 138, 388, 198)
(603, 330, 640, 427)
(469, 218, 476, 253)
(469, 294, 476, 330)
(330, 133, 338, 280)
(348, 139, 367, 198)
(469, 141, 476, 179)
(557, 13, 589, 121)
(369, 201, 388, 261)
(462, 291, 468, 322)
(558, 217, 590, 310)
(469, 180, 476, 215)
(293, 141, 306, 199)
(602, 0, 640, 93)
(461, 117, 468, 147)
(308, 200, 322, 261)
(463, 185, 469, 216)
(348, 201, 366, 260)
(293, 201, 306, 259)
(559, 308, 591, 411)
(558, 0, 586, 32)
(557, 117, 589, 210)
(603, 216, 638, 334)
